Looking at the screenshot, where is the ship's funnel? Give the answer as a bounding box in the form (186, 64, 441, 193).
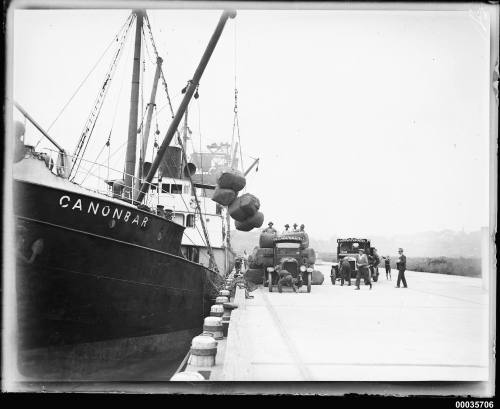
(159, 146, 182, 179)
(184, 162, 197, 177)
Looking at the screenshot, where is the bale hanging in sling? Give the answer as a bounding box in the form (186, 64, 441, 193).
(229, 193, 260, 222)
(212, 185, 237, 206)
(216, 168, 246, 192)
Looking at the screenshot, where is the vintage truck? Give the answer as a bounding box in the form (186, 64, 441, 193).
(264, 234, 315, 293)
(330, 238, 379, 284)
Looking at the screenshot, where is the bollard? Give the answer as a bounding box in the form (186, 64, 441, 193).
(203, 316, 223, 340)
(188, 334, 218, 367)
(221, 314, 230, 337)
(219, 289, 230, 298)
(221, 302, 236, 337)
(170, 371, 205, 381)
(210, 304, 224, 317)
(215, 296, 229, 305)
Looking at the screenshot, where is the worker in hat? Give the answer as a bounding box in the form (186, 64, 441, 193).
(282, 224, 290, 233)
(383, 256, 391, 280)
(292, 223, 299, 232)
(277, 269, 298, 293)
(355, 248, 372, 290)
(369, 248, 380, 282)
(340, 257, 352, 286)
(262, 221, 277, 234)
(395, 248, 408, 288)
(300, 224, 305, 231)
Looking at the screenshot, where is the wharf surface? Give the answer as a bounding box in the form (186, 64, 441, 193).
(213, 266, 491, 382)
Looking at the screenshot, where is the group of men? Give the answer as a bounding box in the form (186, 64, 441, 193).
(338, 247, 408, 290)
(262, 222, 306, 234)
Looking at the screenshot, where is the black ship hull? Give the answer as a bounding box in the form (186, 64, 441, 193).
(13, 177, 221, 379)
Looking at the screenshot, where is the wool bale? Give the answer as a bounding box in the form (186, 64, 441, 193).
(300, 248, 316, 264)
(216, 168, 246, 192)
(235, 211, 264, 231)
(259, 232, 275, 248)
(244, 268, 264, 284)
(255, 248, 274, 268)
(311, 270, 324, 285)
(235, 220, 254, 232)
(299, 232, 309, 249)
(228, 193, 260, 222)
(212, 186, 237, 206)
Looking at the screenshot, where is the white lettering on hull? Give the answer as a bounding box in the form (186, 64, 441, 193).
(58, 195, 149, 229)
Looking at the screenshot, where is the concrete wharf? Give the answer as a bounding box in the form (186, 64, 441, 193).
(180, 265, 491, 386)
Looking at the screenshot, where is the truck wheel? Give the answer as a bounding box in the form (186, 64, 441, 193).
(331, 267, 336, 285)
(268, 273, 273, 292)
(263, 271, 268, 287)
(307, 272, 312, 293)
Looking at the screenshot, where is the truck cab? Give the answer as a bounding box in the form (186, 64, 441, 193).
(265, 235, 314, 293)
(331, 238, 379, 284)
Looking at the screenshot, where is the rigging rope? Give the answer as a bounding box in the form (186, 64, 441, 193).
(142, 14, 219, 272)
(70, 13, 135, 181)
(34, 14, 133, 150)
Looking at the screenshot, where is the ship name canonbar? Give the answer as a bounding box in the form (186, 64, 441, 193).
(58, 194, 150, 228)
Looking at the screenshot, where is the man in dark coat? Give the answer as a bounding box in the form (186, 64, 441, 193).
(396, 248, 408, 288)
(340, 257, 352, 286)
(384, 256, 391, 280)
(370, 248, 380, 281)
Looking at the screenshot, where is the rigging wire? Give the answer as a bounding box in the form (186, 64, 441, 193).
(80, 39, 130, 186)
(142, 14, 219, 272)
(35, 13, 133, 148)
(70, 13, 136, 181)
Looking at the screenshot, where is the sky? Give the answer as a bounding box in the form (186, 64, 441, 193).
(9, 2, 494, 240)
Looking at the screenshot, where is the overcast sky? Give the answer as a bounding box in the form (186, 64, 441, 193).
(10, 2, 493, 240)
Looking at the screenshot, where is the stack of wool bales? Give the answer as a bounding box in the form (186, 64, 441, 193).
(211, 168, 264, 232)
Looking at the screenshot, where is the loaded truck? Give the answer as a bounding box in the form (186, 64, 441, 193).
(330, 238, 379, 284)
(264, 234, 316, 293)
(245, 230, 317, 293)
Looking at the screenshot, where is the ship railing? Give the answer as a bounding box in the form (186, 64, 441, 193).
(37, 147, 166, 211)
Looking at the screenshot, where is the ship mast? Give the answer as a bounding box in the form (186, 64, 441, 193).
(124, 10, 143, 201)
(139, 56, 163, 181)
(135, 10, 237, 203)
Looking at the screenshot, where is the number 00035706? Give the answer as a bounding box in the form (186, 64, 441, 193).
(455, 402, 494, 408)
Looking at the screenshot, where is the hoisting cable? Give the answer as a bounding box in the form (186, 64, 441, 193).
(70, 13, 135, 181)
(143, 14, 219, 273)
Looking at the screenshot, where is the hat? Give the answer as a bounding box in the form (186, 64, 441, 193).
(300, 224, 304, 228)
(268, 222, 274, 226)
(285, 224, 289, 227)
(358, 248, 364, 252)
(293, 223, 298, 227)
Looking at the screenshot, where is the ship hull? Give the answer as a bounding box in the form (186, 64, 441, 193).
(13, 177, 221, 379)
